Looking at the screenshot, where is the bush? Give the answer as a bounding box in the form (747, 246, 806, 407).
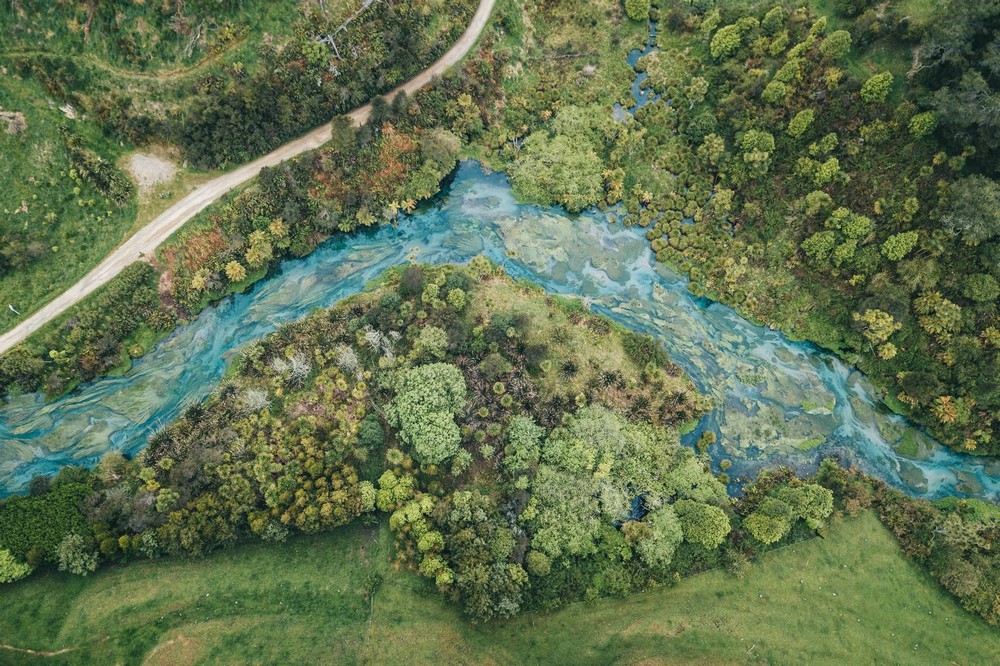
(624, 0, 651, 22)
(861, 71, 894, 103)
(820, 30, 852, 61)
(56, 533, 98, 576)
(0, 549, 33, 583)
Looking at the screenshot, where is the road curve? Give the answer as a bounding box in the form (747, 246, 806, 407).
(0, 0, 495, 355)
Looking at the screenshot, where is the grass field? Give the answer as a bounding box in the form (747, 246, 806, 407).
(1, 512, 996, 665)
(0, 73, 139, 335)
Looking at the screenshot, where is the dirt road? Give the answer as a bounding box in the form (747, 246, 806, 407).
(0, 0, 495, 356)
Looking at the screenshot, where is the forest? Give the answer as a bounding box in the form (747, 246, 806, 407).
(1, 0, 999, 649)
(3, 262, 997, 627)
(471, 0, 1000, 457)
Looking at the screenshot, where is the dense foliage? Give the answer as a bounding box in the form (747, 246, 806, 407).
(619, 1, 1000, 455)
(469, 0, 1000, 455)
(0, 263, 842, 620)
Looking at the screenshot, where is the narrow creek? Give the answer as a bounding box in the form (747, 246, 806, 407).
(1, 162, 997, 499)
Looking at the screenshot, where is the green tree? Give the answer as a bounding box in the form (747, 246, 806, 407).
(908, 111, 937, 139)
(881, 231, 919, 261)
(711, 24, 743, 60)
(860, 71, 894, 103)
(788, 109, 816, 138)
(244, 230, 273, 268)
(634, 506, 684, 569)
(624, 0, 651, 22)
(412, 325, 449, 361)
(853, 309, 902, 345)
(390, 363, 467, 464)
(224, 260, 247, 282)
(961, 273, 1000, 302)
(420, 128, 462, 169)
(510, 134, 604, 212)
(820, 30, 852, 61)
(525, 550, 551, 577)
(761, 6, 787, 35)
(0, 548, 32, 583)
(56, 533, 98, 576)
(740, 129, 776, 175)
(914, 291, 963, 341)
(698, 133, 726, 166)
(743, 497, 794, 544)
(504, 415, 544, 474)
(761, 81, 787, 105)
(674, 500, 730, 549)
(775, 484, 834, 527)
(802, 230, 838, 263)
(942, 175, 1000, 245)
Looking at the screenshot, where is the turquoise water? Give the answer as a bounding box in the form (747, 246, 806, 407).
(1, 162, 998, 499)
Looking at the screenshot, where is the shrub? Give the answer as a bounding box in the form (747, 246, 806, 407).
(624, 0, 651, 22)
(56, 533, 98, 576)
(0, 549, 33, 583)
(820, 30, 852, 61)
(861, 71, 893, 103)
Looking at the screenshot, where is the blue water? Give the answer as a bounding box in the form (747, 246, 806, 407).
(0, 162, 997, 500)
(613, 21, 662, 122)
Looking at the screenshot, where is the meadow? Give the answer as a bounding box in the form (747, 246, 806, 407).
(1, 512, 995, 665)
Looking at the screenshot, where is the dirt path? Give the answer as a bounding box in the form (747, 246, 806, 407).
(0, 0, 495, 356)
(0, 38, 246, 82)
(0, 643, 78, 657)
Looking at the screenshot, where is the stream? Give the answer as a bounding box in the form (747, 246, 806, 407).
(1, 162, 998, 500)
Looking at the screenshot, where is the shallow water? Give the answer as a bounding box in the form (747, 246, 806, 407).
(1, 162, 997, 500)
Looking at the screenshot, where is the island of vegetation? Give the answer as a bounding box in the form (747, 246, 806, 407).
(3, 262, 999, 623)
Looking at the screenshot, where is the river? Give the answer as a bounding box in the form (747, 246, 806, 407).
(1, 162, 998, 500)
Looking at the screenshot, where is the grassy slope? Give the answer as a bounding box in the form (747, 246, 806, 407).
(0, 73, 138, 332)
(0, 0, 344, 336)
(1, 513, 996, 665)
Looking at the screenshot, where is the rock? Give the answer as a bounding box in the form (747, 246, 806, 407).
(582, 64, 597, 77)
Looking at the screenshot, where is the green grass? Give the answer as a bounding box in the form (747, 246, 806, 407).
(1, 513, 996, 665)
(0, 74, 137, 334)
(0, 0, 304, 72)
